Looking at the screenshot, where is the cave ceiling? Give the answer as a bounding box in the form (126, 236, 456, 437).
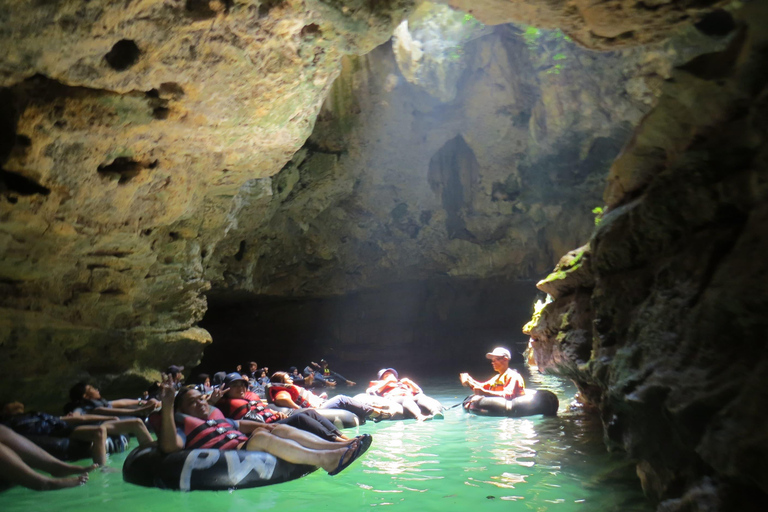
(0, 0, 736, 406)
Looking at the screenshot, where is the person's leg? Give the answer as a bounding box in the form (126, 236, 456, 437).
(391, 396, 427, 420)
(0, 425, 97, 476)
(244, 430, 347, 473)
(279, 410, 347, 442)
(0, 441, 88, 490)
(268, 423, 351, 450)
(69, 425, 107, 466)
(103, 418, 154, 446)
(413, 394, 444, 416)
(321, 395, 373, 419)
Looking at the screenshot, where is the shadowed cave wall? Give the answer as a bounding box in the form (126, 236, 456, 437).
(200, 278, 539, 380)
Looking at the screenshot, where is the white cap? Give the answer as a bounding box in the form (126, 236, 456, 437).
(486, 347, 511, 360)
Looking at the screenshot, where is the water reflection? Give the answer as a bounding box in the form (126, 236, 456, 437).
(355, 374, 649, 511)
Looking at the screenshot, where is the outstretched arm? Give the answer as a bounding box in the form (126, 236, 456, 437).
(157, 378, 184, 453)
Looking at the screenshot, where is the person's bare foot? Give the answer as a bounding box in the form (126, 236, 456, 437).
(46, 473, 89, 490)
(50, 463, 98, 477)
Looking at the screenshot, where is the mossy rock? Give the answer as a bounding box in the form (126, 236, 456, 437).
(537, 243, 594, 299)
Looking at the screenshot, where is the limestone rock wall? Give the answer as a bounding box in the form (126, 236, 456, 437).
(525, 3, 768, 510)
(206, 7, 721, 297)
(440, 0, 732, 50)
(0, 0, 414, 407)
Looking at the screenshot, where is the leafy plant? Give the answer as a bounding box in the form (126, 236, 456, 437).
(592, 206, 604, 226)
(521, 26, 573, 75)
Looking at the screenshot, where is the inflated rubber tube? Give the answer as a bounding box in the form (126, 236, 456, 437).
(122, 446, 316, 491)
(463, 389, 559, 417)
(268, 407, 360, 429)
(351, 394, 405, 421)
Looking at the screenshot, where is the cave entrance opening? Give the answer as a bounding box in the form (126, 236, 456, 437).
(196, 278, 542, 382)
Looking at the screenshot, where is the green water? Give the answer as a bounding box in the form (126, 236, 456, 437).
(3, 372, 651, 511)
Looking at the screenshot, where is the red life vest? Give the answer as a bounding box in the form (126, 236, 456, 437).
(269, 385, 311, 408)
(218, 394, 278, 423)
(176, 407, 248, 450)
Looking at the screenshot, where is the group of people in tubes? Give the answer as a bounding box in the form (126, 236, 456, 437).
(0, 346, 526, 491)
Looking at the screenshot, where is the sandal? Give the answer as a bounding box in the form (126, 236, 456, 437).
(329, 434, 372, 476)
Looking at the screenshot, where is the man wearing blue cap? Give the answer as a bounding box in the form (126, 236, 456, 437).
(460, 347, 526, 399)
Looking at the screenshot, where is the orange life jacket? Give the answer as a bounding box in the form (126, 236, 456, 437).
(484, 370, 525, 399)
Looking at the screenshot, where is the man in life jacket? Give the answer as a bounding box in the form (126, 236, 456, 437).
(366, 369, 443, 421)
(460, 347, 526, 400)
(214, 373, 353, 442)
(269, 372, 375, 422)
(155, 376, 372, 476)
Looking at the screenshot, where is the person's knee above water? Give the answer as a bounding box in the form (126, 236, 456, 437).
(460, 347, 526, 400)
(366, 369, 443, 420)
(156, 377, 371, 476)
(269, 372, 375, 421)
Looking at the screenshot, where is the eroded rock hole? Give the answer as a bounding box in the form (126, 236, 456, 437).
(301, 24, 321, 38)
(428, 135, 479, 241)
(1, 168, 51, 200)
(159, 82, 185, 98)
(234, 240, 246, 261)
(184, 0, 219, 20)
(0, 87, 19, 163)
(152, 106, 170, 119)
(258, 0, 284, 18)
(97, 157, 157, 184)
(695, 9, 737, 37)
(105, 40, 141, 71)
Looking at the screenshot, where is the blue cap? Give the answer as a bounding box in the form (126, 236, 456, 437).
(377, 368, 398, 380)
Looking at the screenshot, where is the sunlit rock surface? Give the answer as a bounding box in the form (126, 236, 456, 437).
(206, 17, 722, 297)
(440, 0, 732, 50)
(525, 3, 768, 510)
(0, 0, 414, 406)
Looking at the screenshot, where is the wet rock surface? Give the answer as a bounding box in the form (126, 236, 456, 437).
(526, 3, 768, 509)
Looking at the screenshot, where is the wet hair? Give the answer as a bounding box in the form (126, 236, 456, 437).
(193, 373, 210, 385)
(69, 381, 88, 403)
(271, 371, 289, 384)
